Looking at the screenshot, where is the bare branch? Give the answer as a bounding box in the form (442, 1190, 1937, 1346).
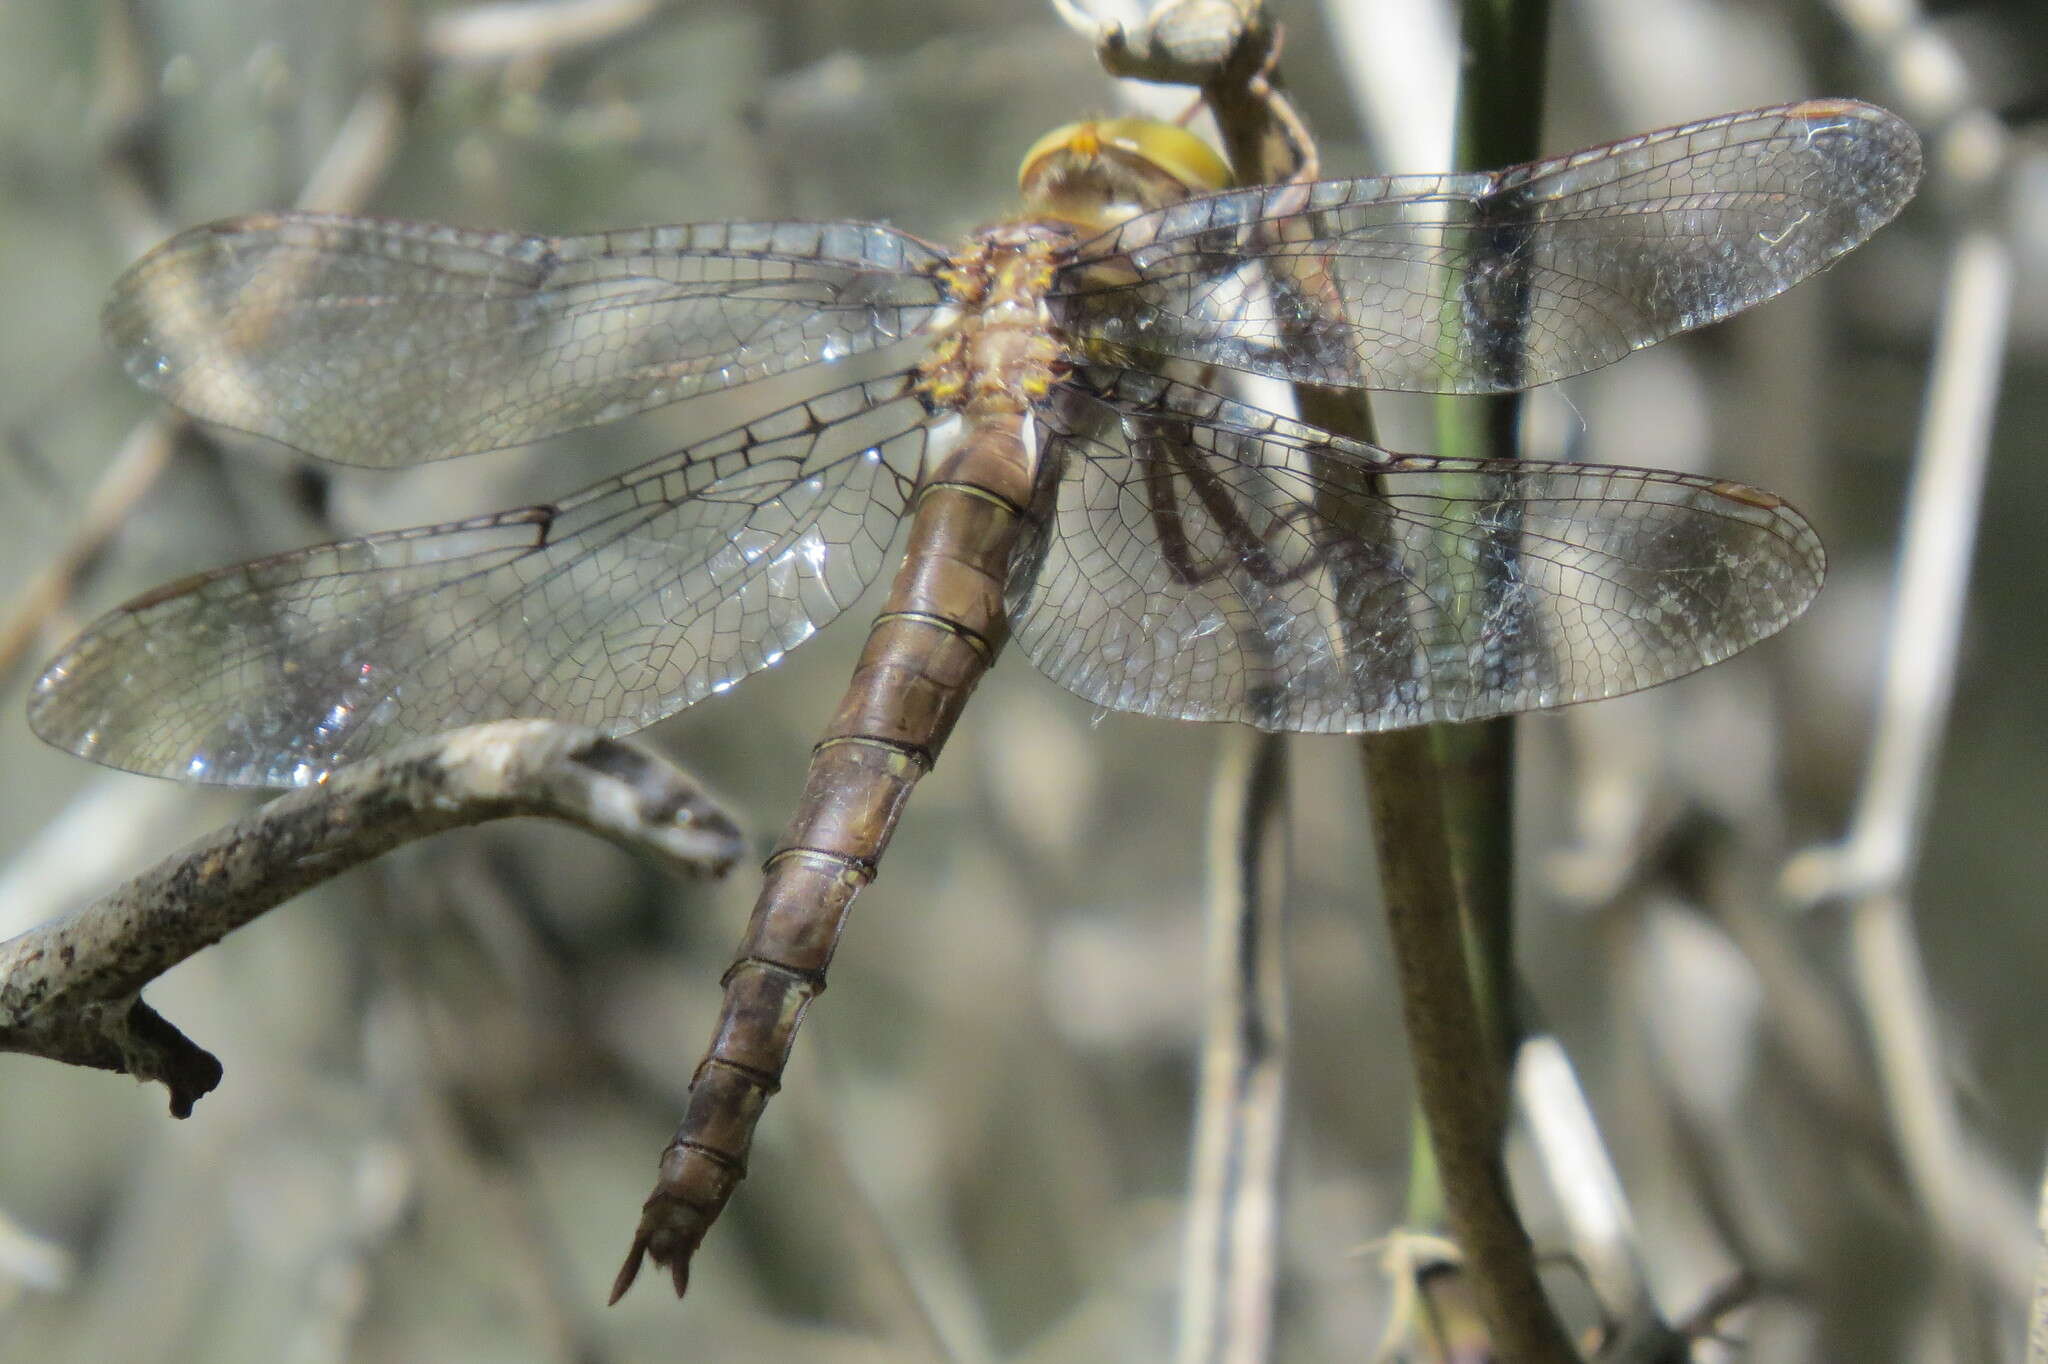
(1177, 726, 1289, 1364)
(1780, 223, 2032, 1304)
(0, 720, 741, 1117)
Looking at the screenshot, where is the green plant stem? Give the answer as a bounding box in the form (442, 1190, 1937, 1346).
(1363, 728, 1574, 1362)
(1147, 4, 1574, 1354)
(1367, 0, 1575, 1358)
(1430, 0, 1553, 1111)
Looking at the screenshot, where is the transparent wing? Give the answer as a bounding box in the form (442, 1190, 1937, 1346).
(1005, 368, 1824, 732)
(1056, 100, 1919, 392)
(30, 375, 931, 786)
(105, 211, 945, 466)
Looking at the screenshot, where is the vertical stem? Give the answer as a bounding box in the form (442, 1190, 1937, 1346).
(1428, 0, 1553, 1102)
(1363, 728, 1577, 1362)
(1170, 31, 1304, 1362)
(1176, 727, 1290, 1364)
(2031, 1156, 2048, 1364)
(1362, 0, 1573, 1358)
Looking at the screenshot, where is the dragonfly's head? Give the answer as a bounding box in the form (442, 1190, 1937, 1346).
(1018, 118, 1231, 232)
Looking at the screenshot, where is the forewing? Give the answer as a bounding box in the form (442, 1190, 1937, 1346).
(105, 211, 944, 465)
(1055, 100, 1919, 392)
(31, 375, 930, 785)
(1006, 368, 1824, 732)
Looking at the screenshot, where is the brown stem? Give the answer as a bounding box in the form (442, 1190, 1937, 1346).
(1363, 727, 1578, 1363)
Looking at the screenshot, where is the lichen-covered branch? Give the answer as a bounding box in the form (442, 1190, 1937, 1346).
(0, 720, 741, 1117)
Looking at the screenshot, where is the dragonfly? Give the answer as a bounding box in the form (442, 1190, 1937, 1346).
(30, 99, 1919, 1299)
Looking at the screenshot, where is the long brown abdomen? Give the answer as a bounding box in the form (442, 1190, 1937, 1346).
(612, 417, 1036, 1301)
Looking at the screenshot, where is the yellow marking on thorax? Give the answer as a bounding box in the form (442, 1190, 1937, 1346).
(918, 117, 1231, 415)
(916, 234, 1066, 417)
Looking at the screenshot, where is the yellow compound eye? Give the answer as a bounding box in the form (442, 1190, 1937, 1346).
(1017, 117, 1233, 197)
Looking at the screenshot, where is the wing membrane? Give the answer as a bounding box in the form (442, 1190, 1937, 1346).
(105, 212, 944, 465)
(30, 375, 931, 785)
(1057, 100, 1919, 392)
(1006, 368, 1824, 732)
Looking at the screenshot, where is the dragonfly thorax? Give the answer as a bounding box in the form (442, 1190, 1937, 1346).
(916, 223, 1075, 420)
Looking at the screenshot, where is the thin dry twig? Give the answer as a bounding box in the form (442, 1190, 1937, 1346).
(1779, 179, 2031, 1312)
(0, 720, 741, 1118)
(786, 1066, 972, 1364)
(0, 1206, 74, 1297)
(1517, 1035, 1694, 1362)
(1177, 725, 1289, 1364)
(1070, 12, 1305, 1358)
(1769, 5, 2035, 1343)
(2032, 1162, 2048, 1364)
(0, 422, 175, 679)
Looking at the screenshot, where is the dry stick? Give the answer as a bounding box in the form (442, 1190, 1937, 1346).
(1177, 726, 1290, 1364)
(0, 1204, 72, 1293)
(424, 0, 667, 62)
(0, 422, 176, 678)
(2033, 1163, 2048, 1364)
(0, 1, 184, 682)
(1790, 0, 2037, 1346)
(0, 720, 742, 1116)
(1838, 234, 2021, 1341)
(1516, 1037, 1699, 1362)
(1779, 225, 2027, 1303)
(360, 949, 622, 1364)
(1073, 11, 1303, 1360)
(785, 1075, 970, 1364)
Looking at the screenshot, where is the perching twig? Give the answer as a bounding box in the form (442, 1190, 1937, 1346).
(1356, 0, 1576, 1354)
(1364, 728, 1579, 1364)
(0, 720, 741, 1116)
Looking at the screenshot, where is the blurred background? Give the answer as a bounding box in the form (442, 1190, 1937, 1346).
(0, 0, 2043, 1360)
